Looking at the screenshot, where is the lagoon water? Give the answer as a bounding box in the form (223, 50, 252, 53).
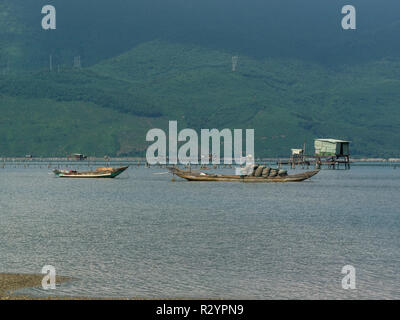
(0, 165, 399, 299)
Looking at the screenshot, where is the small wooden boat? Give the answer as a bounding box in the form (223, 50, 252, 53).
(168, 167, 319, 182)
(53, 166, 129, 178)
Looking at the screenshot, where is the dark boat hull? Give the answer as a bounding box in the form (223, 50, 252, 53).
(169, 168, 319, 182)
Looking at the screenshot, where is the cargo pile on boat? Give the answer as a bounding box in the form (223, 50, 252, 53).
(250, 165, 288, 178)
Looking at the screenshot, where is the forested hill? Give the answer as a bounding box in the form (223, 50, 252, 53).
(1, 41, 399, 157)
(0, 1, 399, 157)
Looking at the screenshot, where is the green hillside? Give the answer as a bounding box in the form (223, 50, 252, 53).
(1, 41, 399, 157)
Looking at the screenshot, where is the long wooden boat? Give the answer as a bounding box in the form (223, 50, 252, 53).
(53, 166, 129, 178)
(169, 167, 319, 182)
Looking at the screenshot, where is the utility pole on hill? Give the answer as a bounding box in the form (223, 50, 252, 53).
(73, 56, 81, 69)
(232, 56, 239, 72)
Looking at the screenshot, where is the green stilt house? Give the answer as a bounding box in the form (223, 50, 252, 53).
(314, 139, 350, 169)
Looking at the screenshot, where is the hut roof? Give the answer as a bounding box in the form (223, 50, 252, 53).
(315, 139, 350, 143)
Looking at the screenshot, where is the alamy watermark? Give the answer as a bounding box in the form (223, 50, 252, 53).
(40, 5, 356, 32)
(146, 121, 255, 174)
(41, 265, 56, 290)
(341, 5, 356, 30)
(41, 5, 56, 30)
(341, 265, 356, 290)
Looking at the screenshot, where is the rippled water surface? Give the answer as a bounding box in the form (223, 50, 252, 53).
(1, 165, 399, 299)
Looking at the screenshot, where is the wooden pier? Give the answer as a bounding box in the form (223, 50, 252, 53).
(0, 157, 398, 170)
(287, 155, 351, 170)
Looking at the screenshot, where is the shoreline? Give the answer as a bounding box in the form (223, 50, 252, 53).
(0, 273, 208, 300)
(0, 273, 74, 300)
(0, 273, 137, 300)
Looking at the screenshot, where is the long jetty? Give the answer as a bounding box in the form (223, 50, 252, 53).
(0, 157, 399, 170)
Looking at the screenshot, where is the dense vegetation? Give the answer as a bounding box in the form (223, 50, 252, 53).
(0, 1, 399, 157)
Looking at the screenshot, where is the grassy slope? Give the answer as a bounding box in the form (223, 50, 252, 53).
(1, 41, 399, 157)
(0, 95, 166, 156)
(92, 41, 400, 157)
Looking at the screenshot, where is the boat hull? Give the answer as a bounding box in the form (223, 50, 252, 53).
(169, 168, 319, 182)
(54, 166, 129, 178)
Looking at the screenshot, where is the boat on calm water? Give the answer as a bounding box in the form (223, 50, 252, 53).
(169, 167, 319, 182)
(53, 166, 129, 178)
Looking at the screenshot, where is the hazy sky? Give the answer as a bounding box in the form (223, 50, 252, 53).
(8, 0, 400, 65)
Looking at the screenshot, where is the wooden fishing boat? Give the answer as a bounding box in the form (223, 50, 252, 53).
(53, 166, 129, 178)
(168, 167, 319, 182)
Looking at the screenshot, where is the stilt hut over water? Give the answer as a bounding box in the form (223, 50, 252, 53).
(314, 139, 350, 169)
(290, 148, 306, 168)
(314, 139, 350, 156)
(72, 153, 87, 161)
